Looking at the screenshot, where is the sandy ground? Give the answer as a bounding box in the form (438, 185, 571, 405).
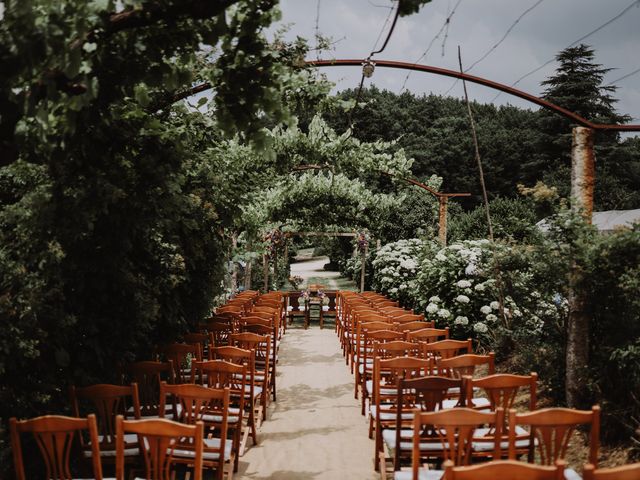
(237, 327, 377, 480)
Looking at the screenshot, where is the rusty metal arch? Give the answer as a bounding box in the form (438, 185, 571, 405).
(307, 59, 640, 132)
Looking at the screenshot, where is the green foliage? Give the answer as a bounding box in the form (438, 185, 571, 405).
(448, 196, 542, 243)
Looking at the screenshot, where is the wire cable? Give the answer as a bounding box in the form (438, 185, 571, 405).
(398, 0, 463, 94)
(491, 0, 640, 102)
(348, 0, 401, 126)
(607, 66, 640, 85)
(443, 0, 545, 96)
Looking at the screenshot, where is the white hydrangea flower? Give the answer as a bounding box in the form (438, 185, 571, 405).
(480, 305, 492, 315)
(426, 303, 439, 314)
(429, 296, 441, 303)
(389, 287, 398, 294)
(513, 309, 522, 317)
(465, 263, 478, 276)
(486, 314, 498, 322)
(474, 322, 488, 333)
(456, 280, 472, 288)
(399, 258, 418, 270)
(435, 253, 447, 262)
(455, 295, 470, 304)
(437, 308, 451, 319)
(490, 301, 500, 310)
(449, 244, 463, 251)
(454, 316, 469, 325)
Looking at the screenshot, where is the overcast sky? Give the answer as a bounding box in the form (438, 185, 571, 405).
(273, 0, 640, 125)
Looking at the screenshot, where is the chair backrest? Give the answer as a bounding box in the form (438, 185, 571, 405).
(115, 416, 203, 480)
(394, 376, 464, 470)
(442, 459, 565, 480)
(10, 414, 103, 480)
(373, 340, 422, 360)
(159, 343, 202, 383)
(508, 406, 600, 467)
(70, 383, 141, 451)
(128, 361, 175, 416)
(158, 383, 230, 472)
(582, 462, 640, 480)
(413, 408, 504, 468)
(241, 316, 273, 328)
(184, 333, 209, 360)
(374, 357, 434, 411)
(207, 322, 235, 349)
(391, 313, 425, 323)
(191, 360, 246, 418)
(324, 291, 338, 312)
(468, 373, 537, 412)
(396, 321, 435, 333)
(407, 327, 450, 344)
(438, 353, 495, 379)
(230, 332, 271, 376)
(216, 304, 244, 316)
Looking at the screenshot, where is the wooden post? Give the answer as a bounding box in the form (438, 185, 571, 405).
(566, 126, 595, 408)
(273, 249, 278, 290)
(244, 240, 253, 291)
(438, 196, 448, 245)
(360, 244, 367, 293)
(262, 254, 269, 293)
(376, 239, 381, 251)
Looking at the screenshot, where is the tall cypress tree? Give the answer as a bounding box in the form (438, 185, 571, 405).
(527, 44, 631, 199)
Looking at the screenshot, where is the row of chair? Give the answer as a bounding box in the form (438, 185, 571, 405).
(334, 290, 640, 480)
(10, 289, 288, 479)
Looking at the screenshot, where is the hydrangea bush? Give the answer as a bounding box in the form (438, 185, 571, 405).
(371, 239, 426, 307)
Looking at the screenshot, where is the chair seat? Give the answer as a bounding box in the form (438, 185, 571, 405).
(365, 380, 396, 396)
(382, 428, 447, 452)
(242, 384, 263, 399)
(84, 433, 138, 457)
(370, 406, 414, 422)
(441, 397, 490, 409)
(201, 407, 241, 425)
(173, 437, 233, 461)
(394, 469, 444, 480)
(472, 426, 536, 451)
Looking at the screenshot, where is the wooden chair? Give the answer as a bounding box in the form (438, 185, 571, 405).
(405, 408, 504, 476)
(10, 414, 103, 480)
(159, 383, 232, 480)
(158, 343, 202, 383)
(383, 376, 464, 474)
(191, 360, 247, 472)
(231, 332, 272, 419)
(286, 291, 307, 327)
(239, 322, 278, 403)
(466, 372, 537, 411)
(211, 346, 259, 453)
(508, 406, 600, 469)
(422, 338, 470, 360)
(391, 313, 425, 323)
(319, 290, 338, 329)
(371, 356, 433, 471)
(115, 415, 204, 480)
(70, 383, 141, 463)
(352, 320, 395, 375)
(355, 327, 403, 403)
(442, 459, 565, 480)
(184, 332, 210, 360)
(207, 322, 235, 348)
(437, 353, 495, 406)
(583, 462, 640, 480)
(127, 360, 175, 417)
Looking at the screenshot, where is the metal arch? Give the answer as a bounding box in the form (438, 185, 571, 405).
(307, 58, 640, 132)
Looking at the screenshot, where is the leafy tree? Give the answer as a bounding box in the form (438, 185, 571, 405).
(531, 44, 637, 209)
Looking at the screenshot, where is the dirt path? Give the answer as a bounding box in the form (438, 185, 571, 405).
(237, 327, 377, 480)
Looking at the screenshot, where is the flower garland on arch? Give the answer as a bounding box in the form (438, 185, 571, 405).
(356, 230, 370, 254)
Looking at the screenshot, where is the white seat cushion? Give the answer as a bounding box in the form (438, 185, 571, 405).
(394, 469, 444, 480)
(173, 437, 233, 461)
(201, 407, 241, 424)
(84, 433, 138, 457)
(472, 426, 532, 451)
(370, 406, 414, 422)
(382, 428, 446, 452)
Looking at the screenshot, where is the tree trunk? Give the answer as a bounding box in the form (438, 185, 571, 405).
(438, 196, 448, 245)
(565, 126, 595, 408)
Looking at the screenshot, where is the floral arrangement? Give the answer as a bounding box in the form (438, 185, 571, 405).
(264, 227, 285, 259)
(356, 230, 369, 253)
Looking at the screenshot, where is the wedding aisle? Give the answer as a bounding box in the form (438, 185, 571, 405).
(238, 326, 377, 480)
